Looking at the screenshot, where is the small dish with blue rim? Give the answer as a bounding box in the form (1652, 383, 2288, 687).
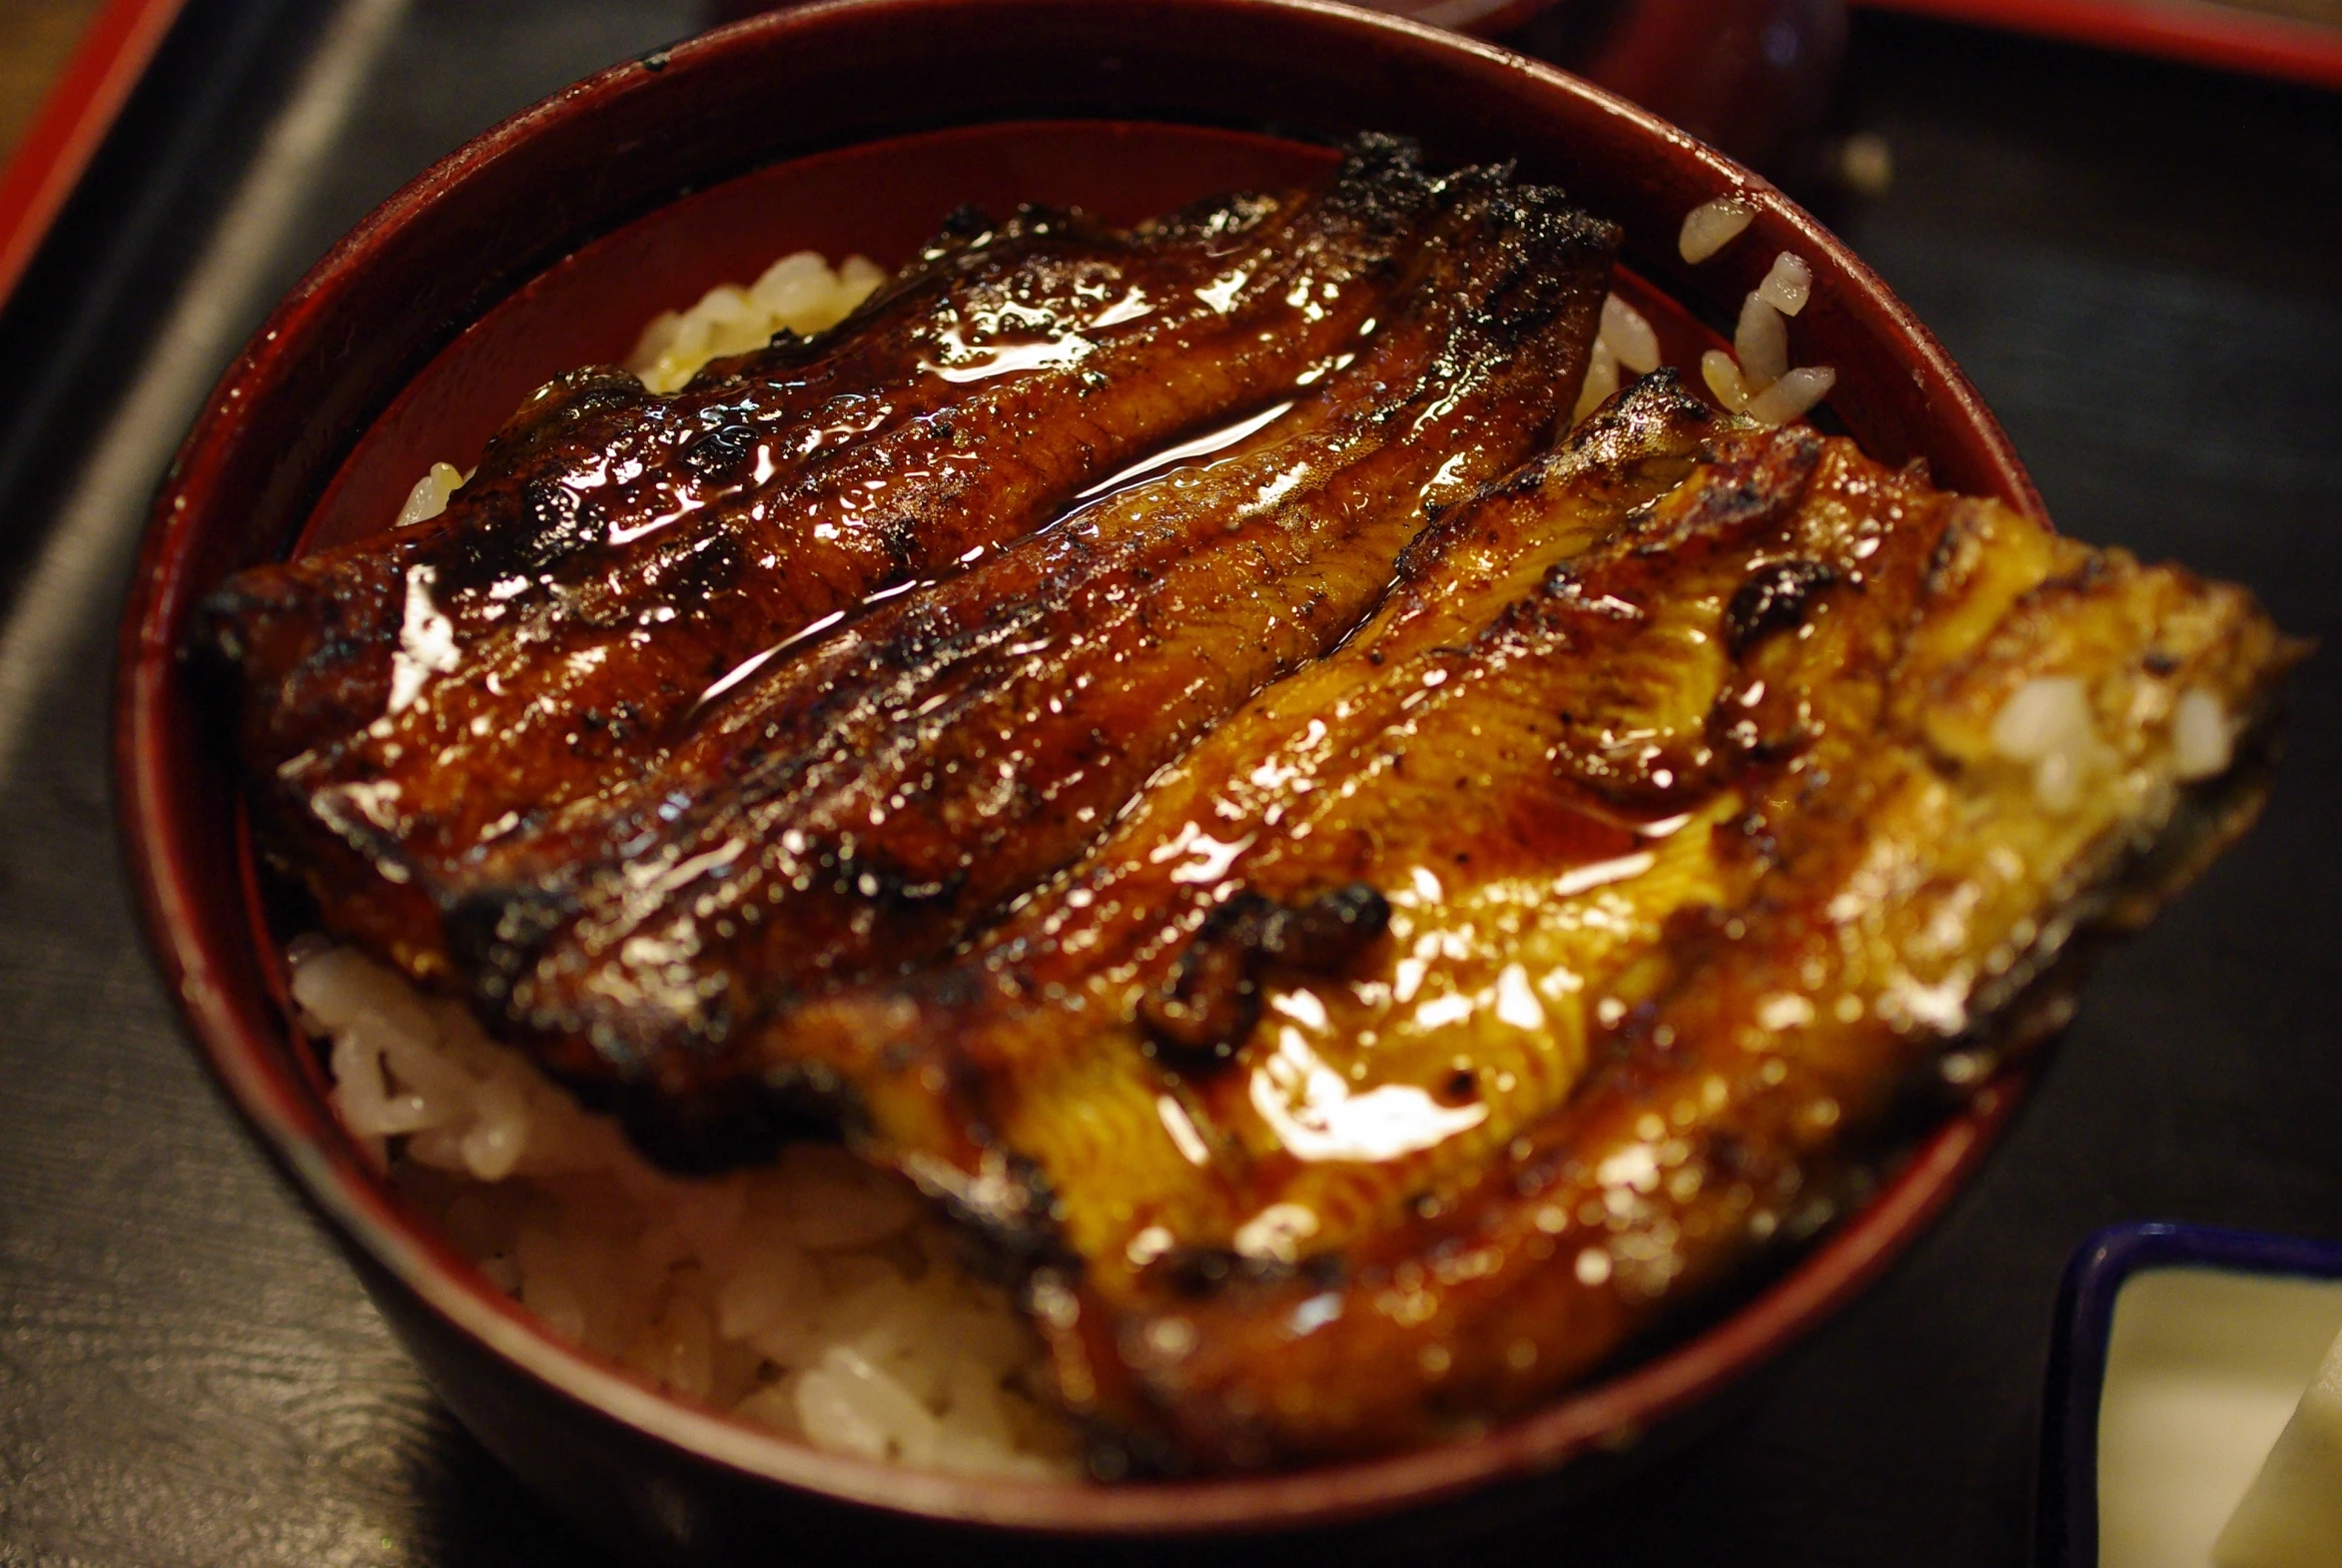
(2041, 1221, 2342, 1568)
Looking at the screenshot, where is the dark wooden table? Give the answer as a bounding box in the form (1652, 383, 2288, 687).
(0, 4, 2335, 1563)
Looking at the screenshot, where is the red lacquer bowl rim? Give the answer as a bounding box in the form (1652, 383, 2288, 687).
(116, 0, 2038, 1537)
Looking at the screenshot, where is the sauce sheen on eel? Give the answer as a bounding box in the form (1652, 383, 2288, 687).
(196, 136, 2301, 1475)
(779, 375, 2299, 1469)
(447, 164, 1621, 1167)
(202, 136, 1452, 983)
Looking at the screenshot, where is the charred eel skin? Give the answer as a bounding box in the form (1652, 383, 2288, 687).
(201, 136, 1449, 983)
(785, 378, 2298, 1469)
(454, 162, 1620, 1166)
(200, 126, 2302, 1471)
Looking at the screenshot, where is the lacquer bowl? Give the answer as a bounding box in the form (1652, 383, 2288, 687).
(713, 0, 1851, 168)
(116, 0, 2041, 1557)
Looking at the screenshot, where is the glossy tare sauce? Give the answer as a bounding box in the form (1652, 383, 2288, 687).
(777, 376, 2293, 1469)
(201, 141, 1623, 1167)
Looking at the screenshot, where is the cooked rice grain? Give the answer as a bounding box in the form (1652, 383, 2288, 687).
(295, 943, 1078, 1479)
(1678, 195, 1753, 263)
(1572, 335, 1622, 425)
(1757, 252, 1812, 317)
(628, 251, 887, 392)
(1733, 292, 1791, 392)
(1700, 348, 1752, 412)
(1743, 364, 1837, 428)
(1598, 292, 1661, 376)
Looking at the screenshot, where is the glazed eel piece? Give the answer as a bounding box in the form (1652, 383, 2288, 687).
(784, 379, 2298, 1469)
(200, 136, 1447, 979)
(449, 163, 1620, 1168)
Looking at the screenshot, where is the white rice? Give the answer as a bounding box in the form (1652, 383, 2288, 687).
(296, 942, 1077, 1478)
(1700, 347, 1751, 412)
(1674, 234, 1834, 429)
(389, 251, 888, 535)
(396, 461, 466, 527)
(1757, 251, 1813, 318)
(1588, 199, 1840, 434)
(1599, 292, 1662, 376)
(1990, 674, 2122, 814)
(1744, 365, 1837, 427)
(1678, 195, 1754, 264)
(2171, 687, 2235, 780)
(628, 251, 887, 393)
(1733, 292, 1791, 391)
(1572, 334, 1621, 425)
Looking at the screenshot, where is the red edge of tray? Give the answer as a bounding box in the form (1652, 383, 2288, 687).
(114, 0, 2046, 1541)
(1852, 0, 2342, 89)
(0, 0, 192, 317)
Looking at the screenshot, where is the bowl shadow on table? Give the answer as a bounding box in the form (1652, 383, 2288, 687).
(403, 1399, 625, 1568)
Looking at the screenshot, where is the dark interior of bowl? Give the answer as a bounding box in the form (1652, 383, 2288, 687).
(119, 0, 2039, 1555)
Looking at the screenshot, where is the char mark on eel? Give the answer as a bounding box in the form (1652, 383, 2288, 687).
(201, 134, 1456, 982)
(451, 160, 1620, 1166)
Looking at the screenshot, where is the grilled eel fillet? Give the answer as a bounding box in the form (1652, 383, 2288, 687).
(778, 374, 2299, 1469)
(201, 136, 1448, 980)
(448, 166, 1619, 1166)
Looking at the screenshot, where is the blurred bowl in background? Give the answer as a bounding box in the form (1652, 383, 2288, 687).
(712, 0, 1850, 171)
(1500, 0, 1846, 170)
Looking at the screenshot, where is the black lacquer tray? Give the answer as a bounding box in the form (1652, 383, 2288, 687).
(0, 3, 2335, 1563)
